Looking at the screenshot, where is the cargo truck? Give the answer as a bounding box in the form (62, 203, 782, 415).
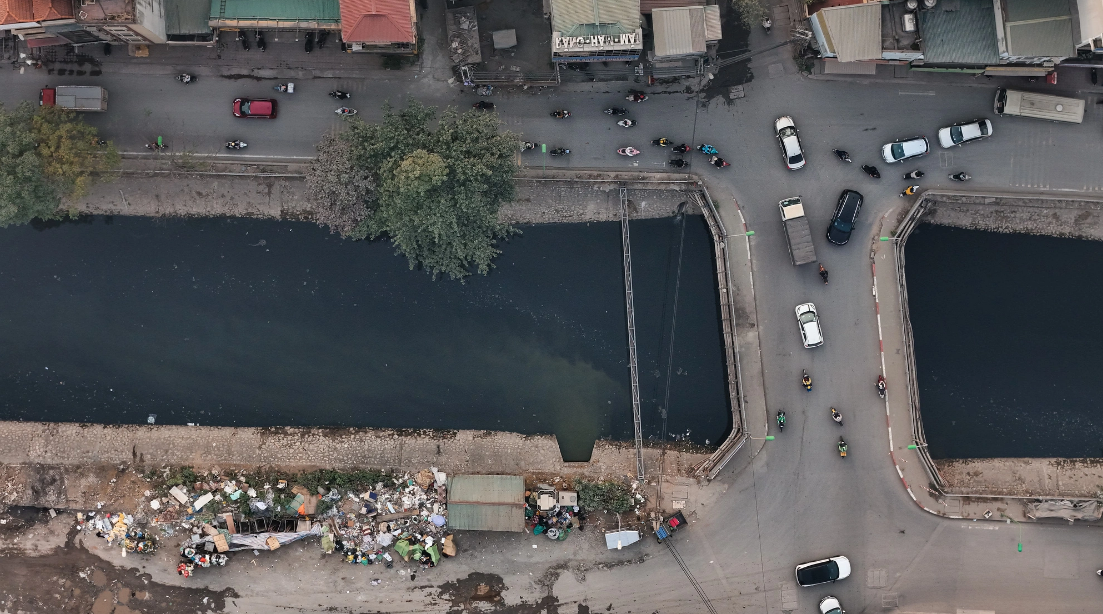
(780, 197, 817, 266)
(40, 85, 108, 112)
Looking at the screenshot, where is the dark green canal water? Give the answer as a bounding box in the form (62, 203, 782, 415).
(0, 215, 730, 460)
(905, 224, 1101, 459)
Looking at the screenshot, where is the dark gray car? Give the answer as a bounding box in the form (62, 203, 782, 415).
(826, 190, 863, 246)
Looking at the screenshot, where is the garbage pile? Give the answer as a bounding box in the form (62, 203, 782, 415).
(525, 484, 582, 541)
(77, 511, 160, 555)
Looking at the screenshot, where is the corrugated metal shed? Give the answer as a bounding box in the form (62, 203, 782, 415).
(653, 7, 704, 56)
(211, 0, 342, 27)
(918, 0, 999, 64)
(551, 0, 641, 36)
(166, 0, 212, 35)
(703, 5, 720, 41)
(446, 475, 525, 533)
(1004, 0, 1074, 58)
(640, 0, 702, 14)
(811, 3, 880, 62)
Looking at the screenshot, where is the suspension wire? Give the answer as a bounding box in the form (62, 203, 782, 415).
(656, 210, 688, 510)
(667, 541, 719, 614)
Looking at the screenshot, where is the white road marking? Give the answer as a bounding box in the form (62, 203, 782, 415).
(898, 90, 936, 96)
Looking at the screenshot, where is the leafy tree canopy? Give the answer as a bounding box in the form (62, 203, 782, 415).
(316, 101, 519, 280)
(0, 102, 118, 228)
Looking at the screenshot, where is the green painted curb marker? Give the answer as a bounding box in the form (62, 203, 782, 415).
(745, 230, 755, 236)
(880, 237, 891, 241)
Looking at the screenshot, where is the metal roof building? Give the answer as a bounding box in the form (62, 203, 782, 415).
(1001, 0, 1076, 60)
(919, 0, 1000, 65)
(809, 3, 881, 63)
(651, 5, 721, 58)
(550, 0, 643, 61)
(210, 0, 342, 30)
(446, 475, 525, 532)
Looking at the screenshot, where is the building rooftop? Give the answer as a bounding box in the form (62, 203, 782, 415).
(918, 0, 999, 64)
(341, 0, 414, 44)
(551, 0, 641, 36)
(165, 0, 212, 36)
(210, 0, 342, 27)
(812, 2, 881, 62)
(446, 475, 525, 533)
(1003, 0, 1075, 58)
(0, 0, 72, 26)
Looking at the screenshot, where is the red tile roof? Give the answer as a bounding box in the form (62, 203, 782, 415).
(341, 0, 414, 44)
(0, 0, 73, 26)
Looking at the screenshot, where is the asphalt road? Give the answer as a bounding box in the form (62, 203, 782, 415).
(4, 24, 1103, 614)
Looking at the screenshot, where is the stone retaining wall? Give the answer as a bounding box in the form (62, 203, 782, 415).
(936, 458, 1103, 499)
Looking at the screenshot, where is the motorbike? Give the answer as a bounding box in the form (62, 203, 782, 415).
(672, 144, 690, 154)
(627, 92, 648, 103)
(698, 144, 718, 155)
(833, 149, 852, 163)
(862, 164, 881, 179)
(617, 119, 637, 128)
(256, 30, 267, 52)
(838, 437, 848, 458)
(520, 141, 536, 151)
(710, 155, 730, 168)
(777, 410, 786, 432)
(669, 159, 688, 168)
(617, 147, 641, 157)
(473, 101, 494, 111)
(949, 172, 971, 181)
(877, 375, 886, 399)
(831, 407, 842, 425)
(329, 90, 351, 100)
(304, 32, 314, 54)
(476, 85, 493, 96)
(819, 264, 829, 284)
(802, 369, 812, 391)
(237, 30, 250, 51)
(651, 138, 671, 147)
(551, 110, 571, 119)
(145, 137, 166, 151)
(335, 107, 357, 116)
(274, 83, 295, 93)
(549, 147, 570, 156)
(1092, 68, 1098, 86)
(317, 31, 329, 49)
(604, 107, 628, 115)
(226, 140, 247, 150)
(904, 169, 924, 179)
(900, 185, 920, 197)
(762, 17, 772, 33)
(175, 73, 196, 84)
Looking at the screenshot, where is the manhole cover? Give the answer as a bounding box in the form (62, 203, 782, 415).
(867, 568, 888, 588)
(779, 581, 798, 611)
(729, 85, 745, 99)
(881, 592, 899, 608)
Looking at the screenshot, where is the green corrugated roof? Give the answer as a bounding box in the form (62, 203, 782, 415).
(211, 0, 341, 22)
(166, 0, 213, 35)
(550, 0, 641, 35)
(1006, 0, 1071, 22)
(446, 475, 525, 533)
(919, 0, 999, 65)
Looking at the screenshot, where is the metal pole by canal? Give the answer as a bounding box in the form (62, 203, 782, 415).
(620, 187, 646, 482)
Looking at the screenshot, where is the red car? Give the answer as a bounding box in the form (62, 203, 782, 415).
(233, 98, 277, 118)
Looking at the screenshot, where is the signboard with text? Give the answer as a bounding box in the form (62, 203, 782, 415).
(552, 29, 642, 54)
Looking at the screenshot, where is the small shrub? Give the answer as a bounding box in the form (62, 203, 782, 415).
(574, 479, 635, 514)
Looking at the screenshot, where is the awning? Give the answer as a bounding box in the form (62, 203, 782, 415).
(983, 66, 1052, 76)
(25, 36, 69, 48)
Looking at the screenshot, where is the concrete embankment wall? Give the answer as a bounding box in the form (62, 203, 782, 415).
(0, 422, 708, 511)
(936, 458, 1103, 499)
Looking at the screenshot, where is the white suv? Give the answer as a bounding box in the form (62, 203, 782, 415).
(774, 116, 806, 170)
(881, 136, 929, 163)
(795, 303, 823, 348)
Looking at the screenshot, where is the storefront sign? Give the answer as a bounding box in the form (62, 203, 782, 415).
(553, 30, 641, 53)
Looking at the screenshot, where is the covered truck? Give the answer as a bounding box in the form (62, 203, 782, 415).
(780, 197, 816, 265)
(40, 85, 108, 112)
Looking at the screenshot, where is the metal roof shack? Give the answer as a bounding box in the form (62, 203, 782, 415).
(1000, 0, 1076, 61)
(340, 0, 417, 52)
(651, 5, 720, 58)
(210, 0, 342, 31)
(446, 475, 525, 532)
(550, 0, 643, 62)
(809, 2, 881, 63)
(918, 0, 1000, 65)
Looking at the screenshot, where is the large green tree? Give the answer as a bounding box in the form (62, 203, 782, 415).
(310, 101, 519, 280)
(0, 102, 118, 228)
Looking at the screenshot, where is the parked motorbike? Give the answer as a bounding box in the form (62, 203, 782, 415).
(698, 144, 718, 155)
(473, 101, 494, 111)
(551, 110, 571, 119)
(651, 138, 671, 147)
(877, 375, 886, 399)
(617, 119, 637, 128)
(904, 169, 925, 179)
(237, 30, 250, 51)
(669, 159, 688, 168)
(550, 147, 570, 156)
(710, 155, 730, 168)
(274, 83, 295, 93)
(317, 31, 329, 49)
(949, 172, 971, 181)
(604, 107, 628, 115)
(329, 90, 351, 100)
(777, 410, 786, 432)
(145, 136, 166, 151)
(819, 264, 829, 284)
(256, 30, 267, 52)
(802, 369, 812, 391)
(762, 17, 772, 33)
(833, 149, 852, 163)
(831, 407, 842, 425)
(175, 73, 196, 84)
(226, 140, 248, 150)
(617, 147, 641, 156)
(519, 141, 536, 151)
(838, 437, 848, 458)
(862, 164, 881, 179)
(627, 92, 648, 102)
(304, 32, 314, 54)
(672, 144, 690, 154)
(335, 107, 357, 116)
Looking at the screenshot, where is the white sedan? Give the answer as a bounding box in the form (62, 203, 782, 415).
(938, 118, 993, 148)
(795, 302, 823, 348)
(819, 596, 845, 614)
(774, 116, 806, 170)
(881, 136, 930, 163)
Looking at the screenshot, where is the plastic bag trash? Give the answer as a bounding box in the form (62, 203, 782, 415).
(371, 579, 381, 585)
(150, 500, 161, 510)
(377, 533, 394, 547)
(431, 515, 446, 527)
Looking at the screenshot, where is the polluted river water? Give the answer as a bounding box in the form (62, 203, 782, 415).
(0, 215, 730, 461)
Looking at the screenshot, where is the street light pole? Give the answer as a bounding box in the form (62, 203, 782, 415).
(1000, 513, 1023, 552)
